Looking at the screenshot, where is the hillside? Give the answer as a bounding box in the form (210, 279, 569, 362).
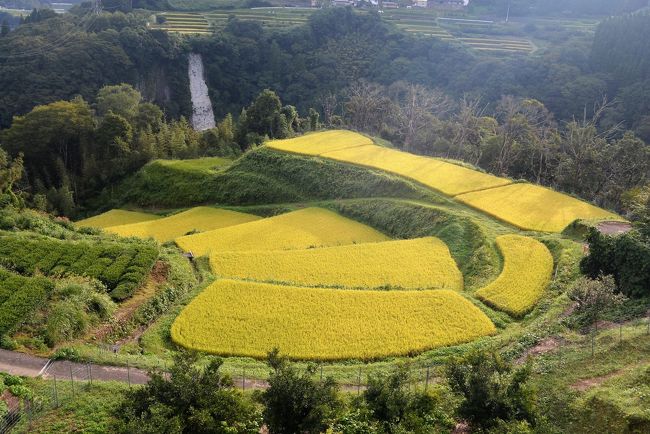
(0, 130, 647, 433)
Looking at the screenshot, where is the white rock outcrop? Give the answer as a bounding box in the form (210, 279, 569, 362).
(188, 53, 216, 131)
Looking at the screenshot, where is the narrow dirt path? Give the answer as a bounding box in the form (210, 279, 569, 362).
(596, 221, 632, 235)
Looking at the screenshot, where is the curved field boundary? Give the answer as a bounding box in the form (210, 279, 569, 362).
(105, 207, 262, 243)
(476, 235, 553, 317)
(171, 279, 495, 361)
(456, 183, 622, 232)
(267, 130, 622, 232)
(210, 237, 463, 291)
(175, 207, 389, 256)
(76, 209, 160, 229)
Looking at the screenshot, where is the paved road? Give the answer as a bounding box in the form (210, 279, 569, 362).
(0, 349, 371, 391)
(0, 349, 150, 385)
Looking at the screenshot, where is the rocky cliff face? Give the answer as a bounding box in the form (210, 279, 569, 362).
(188, 53, 216, 131)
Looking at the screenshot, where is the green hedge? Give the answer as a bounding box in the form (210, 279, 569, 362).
(0, 269, 54, 335)
(0, 235, 158, 301)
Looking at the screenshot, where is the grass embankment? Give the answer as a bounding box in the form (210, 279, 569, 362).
(530, 322, 650, 433)
(110, 147, 440, 208)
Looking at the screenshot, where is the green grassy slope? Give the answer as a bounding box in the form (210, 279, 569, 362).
(109, 148, 442, 208)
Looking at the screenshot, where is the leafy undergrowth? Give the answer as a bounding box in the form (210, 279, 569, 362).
(12, 380, 128, 434)
(530, 322, 650, 433)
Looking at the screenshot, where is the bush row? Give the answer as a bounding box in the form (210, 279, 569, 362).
(0, 235, 158, 300)
(0, 268, 54, 335)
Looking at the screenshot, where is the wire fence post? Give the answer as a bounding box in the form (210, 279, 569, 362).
(242, 368, 245, 392)
(127, 361, 131, 388)
(591, 328, 595, 358)
(425, 366, 430, 392)
(619, 322, 623, 345)
(89, 363, 92, 387)
(70, 365, 75, 400)
(320, 365, 323, 383)
(357, 367, 361, 395)
(53, 375, 58, 408)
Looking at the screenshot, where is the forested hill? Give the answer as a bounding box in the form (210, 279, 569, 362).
(470, 0, 649, 17)
(1, 7, 650, 139)
(591, 12, 650, 132)
(0, 10, 190, 128)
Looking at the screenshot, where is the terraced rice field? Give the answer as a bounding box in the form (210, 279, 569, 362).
(150, 12, 211, 34)
(268, 130, 621, 232)
(456, 183, 622, 232)
(151, 8, 534, 54)
(457, 37, 534, 53)
(171, 279, 496, 360)
(475, 235, 553, 317)
(269, 132, 510, 195)
(210, 237, 463, 290)
(268, 130, 373, 154)
(76, 209, 160, 229)
(175, 207, 389, 256)
(105, 207, 261, 243)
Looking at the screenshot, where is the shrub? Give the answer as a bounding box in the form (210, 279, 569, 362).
(581, 228, 650, 298)
(0, 234, 158, 300)
(262, 349, 341, 434)
(115, 352, 261, 433)
(446, 351, 537, 431)
(0, 270, 53, 335)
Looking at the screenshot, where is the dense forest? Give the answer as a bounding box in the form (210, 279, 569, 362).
(470, 0, 649, 17)
(1, 7, 649, 216)
(2, 8, 650, 136)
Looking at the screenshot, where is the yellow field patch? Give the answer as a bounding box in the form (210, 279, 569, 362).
(105, 207, 261, 243)
(75, 209, 160, 229)
(210, 237, 463, 290)
(266, 130, 511, 195)
(267, 130, 373, 155)
(175, 207, 389, 256)
(171, 279, 496, 360)
(322, 145, 511, 196)
(456, 183, 621, 232)
(476, 235, 554, 317)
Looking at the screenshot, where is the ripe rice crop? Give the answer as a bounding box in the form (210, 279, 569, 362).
(476, 235, 553, 317)
(456, 183, 621, 232)
(175, 207, 388, 256)
(171, 279, 495, 360)
(76, 209, 160, 229)
(267, 130, 373, 155)
(210, 237, 463, 290)
(322, 145, 511, 196)
(267, 130, 511, 195)
(106, 207, 261, 243)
